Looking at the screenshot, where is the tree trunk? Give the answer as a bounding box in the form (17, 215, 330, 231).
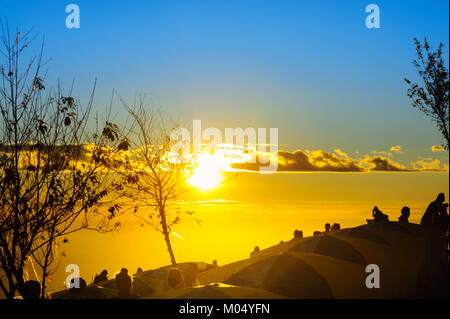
(41, 227, 56, 298)
(163, 229, 177, 266)
(159, 206, 177, 266)
(41, 251, 50, 298)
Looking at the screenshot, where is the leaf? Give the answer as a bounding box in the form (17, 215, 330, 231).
(64, 117, 71, 126)
(38, 123, 48, 134)
(118, 138, 130, 151)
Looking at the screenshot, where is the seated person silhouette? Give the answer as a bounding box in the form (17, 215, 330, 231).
(166, 268, 185, 290)
(398, 206, 410, 223)
(212, 260, 218, 268)
(67, 277, 87, 299)
(22, 280, 41, 299)
(331, 223, 341, 231)
(135, 267, 143, 277)
(313, 231, 321, 236)
(372, 206, 389, 223)
(115, 268, 138, 298)
(293, 229, 303, 239)
(325, 223, 331, 232)
(432, 200, 449, 231)
(250, 246, 260, 258)
(93, 269, 108, 284)
(421, 193, 448, 228)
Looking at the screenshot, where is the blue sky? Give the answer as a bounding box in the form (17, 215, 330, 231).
(1, 0, 449, 162)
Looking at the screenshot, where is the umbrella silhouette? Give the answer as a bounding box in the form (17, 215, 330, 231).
(287, 234, 366, 265)
(199, 236, 368, 288)
(225, 252, 332, 298)
(51, 285, 119, 299)
(224, 252, 374, 298)
(198, 222, 437, 298)
(364, 222, 416, 236)
(250, 234, 367, 265)
(250, 237, 307, 258)
(132, 276, 166, 296)
(199, 253, 272, 285)
(359, 222, 426, 252)
(144, 283, 287, 299)
(332, 233, 426, 297)
(337, 226, 389, 245)
(139, 262, 209, 287)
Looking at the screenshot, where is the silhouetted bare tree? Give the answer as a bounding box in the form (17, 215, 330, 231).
(0, 25, 119, 298)
(103, 97, 198, 266)
(405, 38, 449, 150)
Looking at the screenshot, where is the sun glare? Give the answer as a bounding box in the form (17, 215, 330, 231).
(188, 155, 224, 190)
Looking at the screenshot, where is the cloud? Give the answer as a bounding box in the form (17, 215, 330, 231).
(231, 149, 448, 173)
(0, 143, 91, 161)
(233, 149, 363, 172)
(432, 145, 446, 152)
(361, 156, 408, 171)
(334, 149, 349, 158)
(390, 145, 403, 153)
(0, 143, 96, 171)
(412, 158, 448, 171)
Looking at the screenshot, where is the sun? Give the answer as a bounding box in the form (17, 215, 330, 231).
(188, 154, 224, 190)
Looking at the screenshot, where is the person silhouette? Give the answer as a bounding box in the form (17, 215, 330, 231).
(93, 269, 108, 284)
(67, 277, 87, 299)
(22, 280, 41, 299)
(325, 223, 331, 232)
(372, 206, 389, 223)
(433, 199, 449, 231)
(115, 268, 138, 298)
(166, 268, 185, 290)
(421, 193, 448, 227)
(293, 229, 303, 239)
(419, 194, 449, 297)
(313, 231, 321, 236)
(135, 267, 143, 277)
(212, 260, 218, 268)
(250, 246, 260, 258)
(398, 207, 410, 223)
(331, 223, 341, 231)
